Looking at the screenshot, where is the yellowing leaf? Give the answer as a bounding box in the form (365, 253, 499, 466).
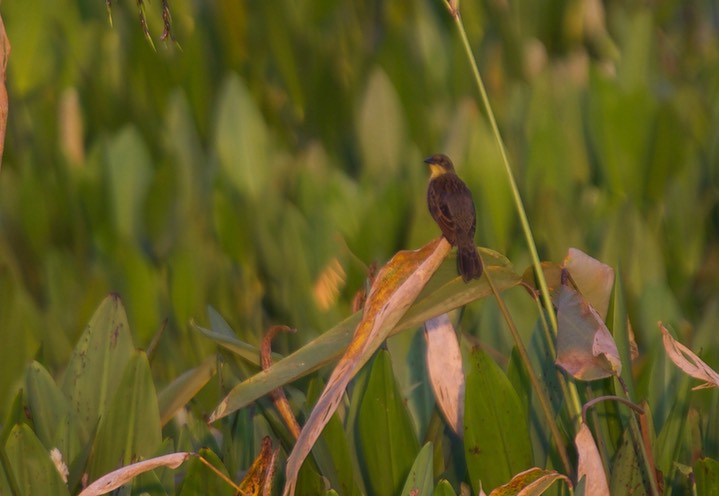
(282, 238, 451, 496)
(575, 423, 609, 496)
(660, 322, 719, 390)
(237, 437, 279, 496)
(488, 467, 572, 495)
(563, 248, 614, 320)
(313, 257, 346, 311)
(424, 313, 464, 436)
(555, 285, 621, 381)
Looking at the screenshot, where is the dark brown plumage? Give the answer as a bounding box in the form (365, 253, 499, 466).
(424, 154, 482, 282)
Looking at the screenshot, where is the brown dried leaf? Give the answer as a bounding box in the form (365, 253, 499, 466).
(424, 313, 464, 436)
(555, 285, 621, 381)
(660, 322, 719, 390)
(78, 453, 192, 496)
(575, 423, 610, 496)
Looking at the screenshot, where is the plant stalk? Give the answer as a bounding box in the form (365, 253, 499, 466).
(483, 265, 573, 476)
(445, 1, 557, 334)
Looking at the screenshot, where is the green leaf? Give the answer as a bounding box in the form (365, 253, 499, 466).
(356, 350, 420, 496)
(609, 425, 650, 496)
(609, 266, 637, 399)
(214, 74, 269, 202)
(61, 294, 134, 438)
(400, 442, 434, 496)
(464, 345, 532, 493)
(434, 479, 458, 496)
(87, 350, 162, 481)
(357, 68, 405, 180)
(192, 306, 277, 367)
(105, 126, 154, 240)
(157, 355, 217, 427)
(694, 458, 719, 496)
(178, 448, 235, 496)
(210, 255, 520, 419)
(24, 361, 84, 472)
(305, 378, 362, 496)
(4, 424, 70, 496)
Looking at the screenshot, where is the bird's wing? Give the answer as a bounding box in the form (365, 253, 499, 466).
(428, 182, 458, 241)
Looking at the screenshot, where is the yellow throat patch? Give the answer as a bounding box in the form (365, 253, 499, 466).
(429, 164, 448, 179)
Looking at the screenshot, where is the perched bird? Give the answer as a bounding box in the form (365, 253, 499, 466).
(424, 154, 483, 282)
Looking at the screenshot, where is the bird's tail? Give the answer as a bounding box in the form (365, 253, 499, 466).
(457, 243, 483, 282)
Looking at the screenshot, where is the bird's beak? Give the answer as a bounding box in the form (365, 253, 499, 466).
(423, 156, 434, 165)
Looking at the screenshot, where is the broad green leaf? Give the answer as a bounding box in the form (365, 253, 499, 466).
(357, 351, 420, 496)
(210, 249, 520, 421)
(464, 345, 532, 493)
(105, 126, 153, 240)
(87, 350, 162, 481)
(387, 325, 434, 439)
(283, 240, 448, 495)
(214, 74, 269, 202)
(4, 424, 70, 496)
(192, 307, 280, 367)
(24, 361, 83, 470)
(305, 378, 361, 496)
(157, 355, 217, 426)
(400, 442, 434, 496)
(434, 479, 458, 496)
(694, 458, 719, 496)
(61, 294, 134, 437)
(178, 448, 234, 496)
(357, 68, 405, 180)
(587, 72, 655, 200)
(554, 284, 621, 381)
(609, 425, 650, 496)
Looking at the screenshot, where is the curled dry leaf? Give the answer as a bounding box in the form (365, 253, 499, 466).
(575, 423, 610, 496)
(78, 452, 193, 496)
(555, 284, 621, 381)
(660, 322, 719, 390)
(424, 313, 464, 436)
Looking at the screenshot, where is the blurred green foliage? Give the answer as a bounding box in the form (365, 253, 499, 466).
(1, 0, 719, 494)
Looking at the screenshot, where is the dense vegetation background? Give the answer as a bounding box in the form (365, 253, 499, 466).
(1, 0, 718, 494)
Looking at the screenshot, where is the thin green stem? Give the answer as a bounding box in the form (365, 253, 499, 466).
(446, 2, 557, 334)
(483, 264, 572, 476)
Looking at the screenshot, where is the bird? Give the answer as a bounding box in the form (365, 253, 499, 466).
(424, 154, 483, 282)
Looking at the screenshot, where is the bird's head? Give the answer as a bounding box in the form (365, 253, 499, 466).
(424, 154, 456, 178)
